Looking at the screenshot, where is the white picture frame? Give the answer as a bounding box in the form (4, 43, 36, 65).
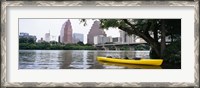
(1, 0, 199, 87)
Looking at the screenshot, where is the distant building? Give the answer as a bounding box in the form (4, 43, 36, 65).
(73, 33, 84, 43)
(19, 32, 37, 42)
(108, 36, 113, 42)
(60, 20, 73, 44)
(38, 37, 44, 43)
(87, 21, 106, 44)
(112, 37, 121, 43)
(58, 36, 60, 43)
(44, 33, 50, 42)
(94, 35, 110, 45)
(119, 30, 136, 44)
(19, 32, 29, 37)
(50, 35, 57, 42)
(135, 38, 146, 43)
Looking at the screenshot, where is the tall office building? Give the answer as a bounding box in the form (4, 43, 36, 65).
(58, 36, 60, 43)
(94, 35, 110, 45)
(73, 33, 84, 43)
(119, 30, 136, 43)
(44, 32, 50, 42)
(87, 21, 106, 44)
(120, 30, 146, 43)
(60, 20, 73, 44)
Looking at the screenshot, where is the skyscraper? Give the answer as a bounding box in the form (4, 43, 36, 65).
(87, 21, 106, 44)
(73, 33, 84, 43)
(94, 35, 110, 45)
(44, 32, 50, 42)
(119, 30, 136, 43)
(120, 30, 146, 43)
(58, 36, 60, 43)
(60, 20, 73, 44)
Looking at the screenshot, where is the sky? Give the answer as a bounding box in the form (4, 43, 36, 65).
(19, 19, 120, 44)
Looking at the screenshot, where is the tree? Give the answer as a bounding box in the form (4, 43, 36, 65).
(77, 41, 84, 45)
(28, 38, 35, 44)
(50, 41, 58, 44)
(19, 37, 35, 44)
(81, 19, 181, 60)
(19, 38, 28, 43)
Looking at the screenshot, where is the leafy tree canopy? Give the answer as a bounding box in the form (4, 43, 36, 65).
(81, 19, 181, 60)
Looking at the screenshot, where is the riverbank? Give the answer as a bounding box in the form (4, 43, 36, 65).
(19, 42, 97, 50)
(19, 43, 150, 51)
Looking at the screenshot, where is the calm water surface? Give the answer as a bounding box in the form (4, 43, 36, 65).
(19, 50, 160, 69)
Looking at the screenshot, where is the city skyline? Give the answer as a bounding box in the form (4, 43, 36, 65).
(19, 19, 120, 44)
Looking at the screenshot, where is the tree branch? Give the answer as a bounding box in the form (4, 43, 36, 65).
(118, 26, 137, 35)
(122, 19, 135, 28)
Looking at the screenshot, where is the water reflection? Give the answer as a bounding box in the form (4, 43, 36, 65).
(19, 50, 150, 69)
(60, 50, 72, 69)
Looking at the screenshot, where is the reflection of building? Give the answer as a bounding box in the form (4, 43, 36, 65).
(19, 32, 37, 42)
(73, 33, 84, 43)
(94, 35, 110, 45)
(60, 51, 72, 69)
(60, 20, 73, 44)
(87, 21, 106, 44)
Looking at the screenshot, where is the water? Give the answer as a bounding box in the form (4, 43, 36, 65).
(19, 50, 161, 69)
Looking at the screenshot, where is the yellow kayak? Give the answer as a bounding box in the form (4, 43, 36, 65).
(97, 56, 163, 66)
(98, 61, 162, 69)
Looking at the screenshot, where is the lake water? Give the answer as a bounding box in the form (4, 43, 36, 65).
(19, 50, 163, 69)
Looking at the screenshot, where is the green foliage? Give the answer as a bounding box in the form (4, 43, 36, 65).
(19, 37, 35, 44)
(134, 44, 150, 50)
(19, 38, 28, 43)
(77, 41, 84, 45)
(150, 49, 161, 59)
(85, 43, 92, 46)
(19, 43, 29, 49)
(19, 41, 96, 50)
(163, 38, 181, 65)
(28, 38, 35, 44)
(100, 19, 122, 29)
(149, 38, 181, 65)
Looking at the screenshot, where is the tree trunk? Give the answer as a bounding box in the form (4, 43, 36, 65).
(171, 34, 173, 43)
(137, 32, 161, 58)
(154, 29, 158, 42)
(161, 20, 166, 58)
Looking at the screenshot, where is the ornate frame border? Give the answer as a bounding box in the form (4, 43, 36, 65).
(1, 1, 199, 88)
